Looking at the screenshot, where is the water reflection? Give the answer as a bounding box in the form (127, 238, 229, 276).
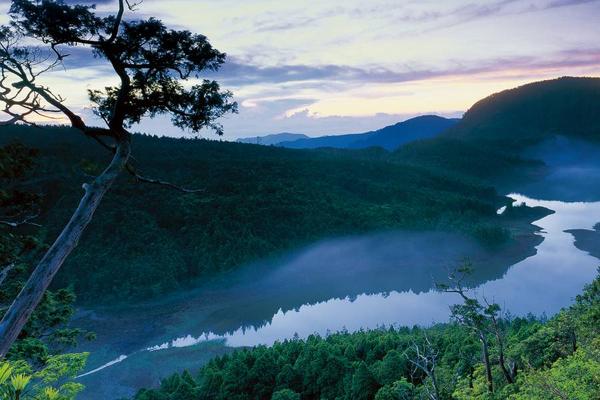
(77, 194, 600, 399)
(147, 195, 600, 350)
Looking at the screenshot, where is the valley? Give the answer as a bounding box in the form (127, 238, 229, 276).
(2, 77, 600, 399)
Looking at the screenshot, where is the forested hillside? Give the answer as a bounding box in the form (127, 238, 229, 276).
(450, 77, 600, 146)
(394, 77, 600, 180)
(0, 126, 508, 302)
(238, 133, 309, 146)
(3, 0, 598, 398)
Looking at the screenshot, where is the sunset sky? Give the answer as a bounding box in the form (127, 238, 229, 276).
(1, 0, 600, 139)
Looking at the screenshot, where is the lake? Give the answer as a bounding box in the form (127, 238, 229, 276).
(74, 192, 600, 399)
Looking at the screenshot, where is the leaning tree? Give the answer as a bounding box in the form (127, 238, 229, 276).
(0, 0, 237, 357)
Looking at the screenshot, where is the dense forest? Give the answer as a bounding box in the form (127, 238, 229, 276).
(449, 77, 600, 146)
(0, 72, 599, 400)
(132, 270, 600, 400)
(0, 125, 512, 302)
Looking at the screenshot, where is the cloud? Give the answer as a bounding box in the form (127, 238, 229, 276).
(253, 16, 320, 33)
(212, 48, 600, 88)
(385, 0, 597, 25)
(241, 0, 599, 37)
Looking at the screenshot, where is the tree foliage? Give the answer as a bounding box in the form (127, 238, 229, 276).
(0, 353, 87, 400)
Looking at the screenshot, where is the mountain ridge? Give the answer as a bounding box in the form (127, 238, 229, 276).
(237, 132, 309, 145)
(242, 115, 460, 150)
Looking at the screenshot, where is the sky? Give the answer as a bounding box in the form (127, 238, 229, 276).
(1, 0, 600, 140)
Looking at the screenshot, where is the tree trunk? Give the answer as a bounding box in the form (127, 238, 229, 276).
(468, 367, 474, 388)
(480, 334, 494, 394)
(0, 139, 130, 358)
(429, 369, 441, 400)
(496, 333, 514, 384)
(490, 313, 515, 384)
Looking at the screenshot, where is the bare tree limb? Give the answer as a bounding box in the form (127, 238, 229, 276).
(0, 264, 15, 287)
(82, 135, 206, 193)
(405, 334, 441, 400)
(125, 163, 205, 193)
(0, 213, 41, 228)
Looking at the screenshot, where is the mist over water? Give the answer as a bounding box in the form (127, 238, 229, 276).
(515, 136, 600, 201)
(76, 196, 600, 399)
(75, 137, 600, 399)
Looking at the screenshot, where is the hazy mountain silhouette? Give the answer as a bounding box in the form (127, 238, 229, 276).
(278, 115, 459, 150)
(237, 132, 308, 145)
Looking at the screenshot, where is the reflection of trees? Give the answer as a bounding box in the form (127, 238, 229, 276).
(100, 231, 540, 340)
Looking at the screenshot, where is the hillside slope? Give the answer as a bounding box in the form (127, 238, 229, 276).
(3, 77, 598, 302)
(449, 76, 600, 146)
(0, 126, 504, 302)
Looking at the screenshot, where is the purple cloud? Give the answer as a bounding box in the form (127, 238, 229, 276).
(209, 48, 600, 87)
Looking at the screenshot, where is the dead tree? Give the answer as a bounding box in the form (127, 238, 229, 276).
(0, 0, 236, 358)
(405, 334, 442, 400)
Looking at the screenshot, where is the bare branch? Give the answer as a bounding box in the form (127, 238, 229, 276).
(0, 213, 41, 228)
(81, 135, 205, 194)
(0, 264, 15, 287)
(405, 334, 441, 400)
(125, 163, 205, 193)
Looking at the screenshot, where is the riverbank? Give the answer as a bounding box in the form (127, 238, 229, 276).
(566, 223, 600, 259)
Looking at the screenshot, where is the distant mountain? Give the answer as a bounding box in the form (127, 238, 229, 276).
(279, 115, 460, 150)
(347, 115, 461, 150)
(237, 132, 308, 146)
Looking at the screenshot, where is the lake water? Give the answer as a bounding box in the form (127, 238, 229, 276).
(75, 192, 600, 399)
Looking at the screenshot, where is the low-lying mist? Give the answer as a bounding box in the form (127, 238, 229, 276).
(516, 135, 600, 201)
